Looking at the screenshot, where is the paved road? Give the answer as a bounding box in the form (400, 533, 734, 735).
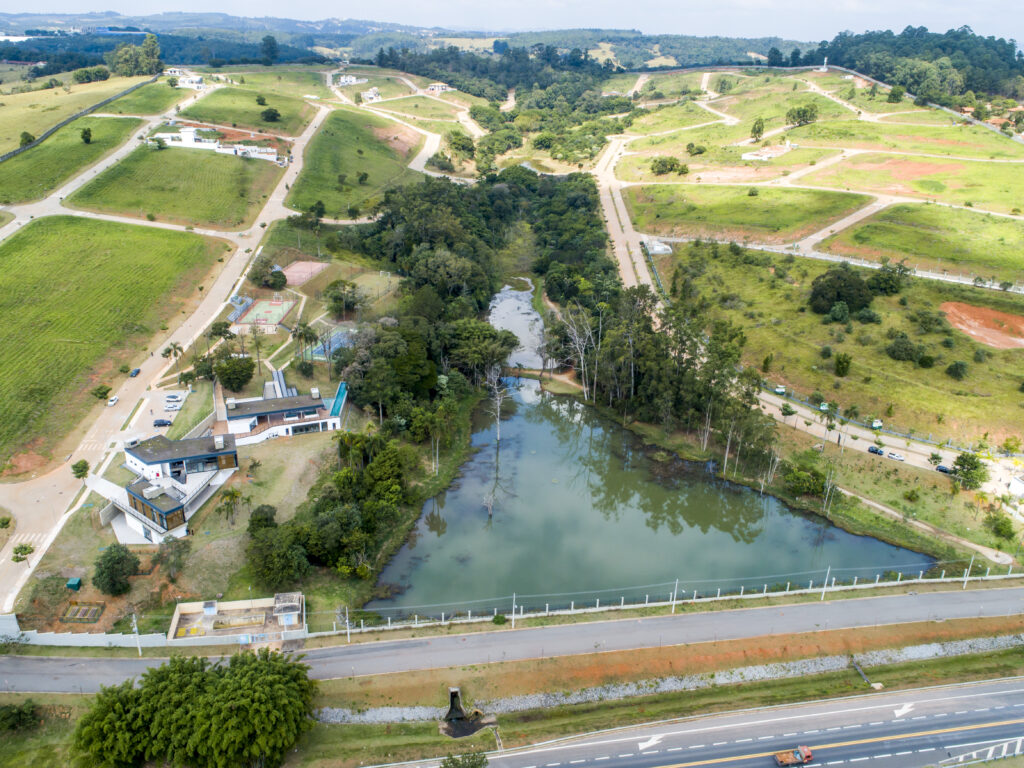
(2, 587, 1022, 692)
(462, 679, 1024, 768)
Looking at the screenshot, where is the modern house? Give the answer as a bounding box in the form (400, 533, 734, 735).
(103, 434, 238, 543)
(337, 74, 367, 87)
(360, 86, 381, 103)
(221, 383, 346, 446)
(147, 125, 281, 163)
(426, 82, 453, 94)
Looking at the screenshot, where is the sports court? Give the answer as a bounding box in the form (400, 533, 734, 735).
(236, 294, 296, 326)
(281, 260, 329, 286)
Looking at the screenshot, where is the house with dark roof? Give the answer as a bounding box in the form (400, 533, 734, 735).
(221, 383, 346, 445)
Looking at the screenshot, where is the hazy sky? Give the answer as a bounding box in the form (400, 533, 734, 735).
(20, 0, 1024, 44)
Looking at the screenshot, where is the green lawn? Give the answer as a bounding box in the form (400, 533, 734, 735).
(716, 86, 850, 132)
(644, 72, 706, 96)
(624, 184, 870, 243)
(821, 204, 1024, 283)
(68, 144, 284, 229)
(601, 72, 640, 95)
(802, 152, 1024, 215)
(180, 86, 314, 135)
(0, 116, 141, 204)
(375, 95, 462, 121)
(879, 110, 964, 125)
(106, 79, 188, 115)
(224, 68, 332, 100)
(440, 90, 490, 108)
(656, 242, 1024, 440)
(339, 75, 414, 101)
(627, 120, 762, 157)
(788, 118, 1024, 159)
(0, 217, 223, 468)
(0, 75, 149, 153)
(628, 101, 718, 135)
(287, 108, 424, 219)
(617, 145, 838, 183)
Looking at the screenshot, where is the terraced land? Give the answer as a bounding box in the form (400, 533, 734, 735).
(0, 75, 149, 153)
(68, 144, 284, 229)
(339, 75, 414, 101)
(627, 101, 718, 135)
(0, 217, 224, 466)
(223, 68, 332, 100)
(655, 243, 1024, 440)
(624, 184, 870, 242)
(106, 79, 189, 115)
(375, 95, 462, 121)
(617, 145, 837, 183)
(0, 116, 141, 204)
(820, 204, 1024, 283)
(287, 108, 423, 218)
(179, 86, 314, 135)
(788, 119, 1024, 159)
(802, 152, 1024, 214)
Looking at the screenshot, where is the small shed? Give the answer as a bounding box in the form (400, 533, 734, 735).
(65, 577, 82, 591)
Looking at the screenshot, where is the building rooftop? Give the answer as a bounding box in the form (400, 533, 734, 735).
(226, 393, 325, 420)
(127, 478, 183, 513)
(127, 434, 236, 464)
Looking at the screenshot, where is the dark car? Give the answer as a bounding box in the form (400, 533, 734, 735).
(153, 419, 172, 428)
(129, 367, 141, 377)
(936, 465, 952, 474)
(867, 445, 884, 455)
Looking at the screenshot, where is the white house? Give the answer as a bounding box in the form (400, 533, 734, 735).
(360, 86, 381, 103)
(164, 67, 185, 77)
(221, 383, 346, 446)
(177, 75, 204, 90)
(426, 82, 453, 94)
(337, 74, 367, 87)
(111, 434, 238, 543)
(148, 125, 281, 163)
(1010, 475, 1024, 501)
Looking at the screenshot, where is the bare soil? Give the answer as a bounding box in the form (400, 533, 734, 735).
(281, 260, 329, 285)
(372, 124, 418, 157)
(941, 301, 1024, 349)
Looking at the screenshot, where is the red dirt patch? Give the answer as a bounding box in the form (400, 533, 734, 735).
(281, 260, 329, 286)
(373, 124, 418, 157)
(941, 301, 1024, 349)
(2, 451, 47, 476)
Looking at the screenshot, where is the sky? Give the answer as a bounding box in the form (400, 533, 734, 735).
(15, 0, 1024, 44)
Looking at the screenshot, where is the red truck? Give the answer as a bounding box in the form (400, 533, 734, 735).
(774, 746, 813, 766)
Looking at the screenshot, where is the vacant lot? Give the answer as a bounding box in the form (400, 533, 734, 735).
(375, 95, 461, 121)
(789, 119, 1024, 159)
(106, 79, 188, 115)
(617, 145, 837, 183)
(0, 115, 141, 204)
(69, 144, 284, 228)
(0, 217, 223, 468)
(180, 86, 314, 136)
(716, 85, 849, 131)
(644, 71, 706, 96)
(657, 242, 1024, 439)
(338, 75, 413, 101)
(224, 68, 332, 100)
(879, 110, 962, 126)
(287, 107, 423, 218)
(0, 75, 149, 153)
(625, 184, 869, 242)
(821, 204, 1024, 283)
(803, 152, 1023, 214)
(628, 101, 717, 135)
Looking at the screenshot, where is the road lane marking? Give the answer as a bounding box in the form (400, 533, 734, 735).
(844, 725, 861, 729)
(689, 746, 705, 750)
(668, 748, 682, 752)
(850, 757, 869, 762)
(758, 736, 774, 740)
(894, 752, 912, 756)
(736, 739, 752, 743)
(640, 717, 1024, 768)
(595, 757, 609, 761)
(874, 755, 891, 759)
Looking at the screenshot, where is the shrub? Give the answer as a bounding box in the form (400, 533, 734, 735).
(986, 512, 1015, 540)
(261, 107, 280, 122)
(71, 459, 90, 479)
(828, 301, 849, 323)
(856, 307, 881, 324)
(90, 384, 112, 400)
(296, 360, 314, 377)
(820, 345, 833, 359)
(809, 265, 873, 314)
(651, 156, 685, 175)
(917, 354, 935, 368)
(945, 361, 968, 380)
(747, 187, 759, 196)
(885, 334, 919, 362)
(973, 348, 988, 363)
(0, 701, 37, 732)
(903, 488, 920, 503)
(952, 451, 988, 489)
(256, 94, 266, 105)
(492, 614, 508, 625)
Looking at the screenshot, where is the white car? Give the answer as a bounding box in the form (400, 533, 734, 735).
(871, 419, 883, 430)
(887, 451, 905, 462)
(165, 403, 182, 412)
(774, 385, 786, 395)
(819, 402, 829, 412)
(165, 393, 183, 402)
(107, 396, 119, 407)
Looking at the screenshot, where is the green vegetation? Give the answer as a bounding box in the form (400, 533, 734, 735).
(287, 108, 423, 219)
(716, 85, 846, 130)
(789, 119, 1024, 159)
(338, 75, 414, 101)
(821, 204, 1024, 283)
(69, 145, 284, 228)
(106, 79, 188, 115)
(659, 240, 1024, 439)
(624, 184, 870, 242)
(180, 86, 314, 135)
(376, 95, 462, 121)
(0, 116, 140, 204)
(0, 217, 222, 467)
(0, 75, 148, 153)
(628, 101, 715, 135)
(804, 153, 1024, 215)
(224, 68, 332, 100)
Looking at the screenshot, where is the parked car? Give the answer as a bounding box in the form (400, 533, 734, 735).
(165, 404, 182, 412)
(773, 385, 786, 395)
(936, 465, 952, 474)
(871, 419, 883, 430)
(165, 393, 182, 402)
(107, 396, 119, 407)
(153, 419, 172, 428)
(867, 445, 884, 455)
(129, 368, 141, 377)
(887, 451, 905, 462)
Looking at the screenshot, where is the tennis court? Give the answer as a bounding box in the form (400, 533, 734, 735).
(281, 260, 329, 286)
(237, 296, 296, 326)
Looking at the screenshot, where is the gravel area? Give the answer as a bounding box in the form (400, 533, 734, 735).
(316, 634, 1024, 723)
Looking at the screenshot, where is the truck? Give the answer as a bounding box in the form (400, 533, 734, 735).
(774, 746, 813, 766)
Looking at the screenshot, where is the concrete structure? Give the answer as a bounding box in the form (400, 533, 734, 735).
(168, 592, 305, 642)
(102, 434, 238, 543)
(337, 74, 367, 87)
(177, 75, 204, 90)
(426, 82, 453, 94)
(742, 140, 796, 161)
(220, 383, 346, 446)
(163, 67, 185, 76)
(148, 125, 280, 162)
(1010, 475, 1024, 501)
(360, 86, 381, 103)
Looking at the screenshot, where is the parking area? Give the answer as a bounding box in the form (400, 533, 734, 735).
(149, 389, 190, 430)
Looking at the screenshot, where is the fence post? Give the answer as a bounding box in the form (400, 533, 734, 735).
(897, 572, 901, 583)
(360, 619, 364, 631)
(571, 600, 574, 611)
(414, 615, 418, 626)
(763, 584, 767, 595)
(940, 570, 945, 579)
(963, 554, 974, 590)
(645, 594, 649, 605)
(596, 598, 600, 609)
(985, 567, 990, 578)
(671, 578, 679, 614)
(740, 585, 744, 596)
(875, 574, 880, 584)
(809, 580, 813, 589)
(821, 565, 831, 601)
(546, 603, 549, 615)
(693, 590, 697, 600)
(388, 616, 391, 628)
(853, 577, 857, 586)
(441, 612, 445, 623)
(468, 610, 472, 620)
(786, 582, 790, 592)
(918, 571, 922, 580)
(511, 593, 516, 628)
(621, 596, 624, 607)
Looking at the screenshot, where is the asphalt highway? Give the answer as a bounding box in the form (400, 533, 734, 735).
(459, 679, 1024, 768)
(2, 588, 1023, 693)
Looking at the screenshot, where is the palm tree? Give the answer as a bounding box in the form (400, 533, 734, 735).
(291, 321, 314, 359)
(163, 341, 184, 372)
(219, 486, 243, 525)
(251, 332, 265, 381)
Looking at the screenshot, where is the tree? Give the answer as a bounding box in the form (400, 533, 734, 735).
(887, 85, 906, 103)
(357, 171, 369, 185)
(247, 525, 310, 589)
(215, 357, 256, 391)
(766, 47, 785, 67)
(260, 35, 279, 62)
(952, 452, 988, 490)
(71, 459, 90, 479)
(163, 341, 183, 372)
(808, 265, 873, 314)
(90, 384, 112, 400)
(153, 537, 191, 581)
(441, 754, 489, 768)
(92, 544, 140, 596)
(11, 543, 33, 563)
(19, 131, 34, 147)
(80, 127, 92, 144)
(216, 486, 243, 526)
(247, 504, 277, 535)
(781, 403, 797, 423)
(750, 117, 765, 141)
(261, 107, 281, 122)
(785, 103, 819, 125)
(72, 680, 145, 768)
(167, 76, 178, 87)
(833, 352, 852, 377)
(945, 360, 969, 380)
(485, 365, 508, 442)
(255, 94, 266, 106)
(650, 156, 685, 175)
(928, 452, 942, 466)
